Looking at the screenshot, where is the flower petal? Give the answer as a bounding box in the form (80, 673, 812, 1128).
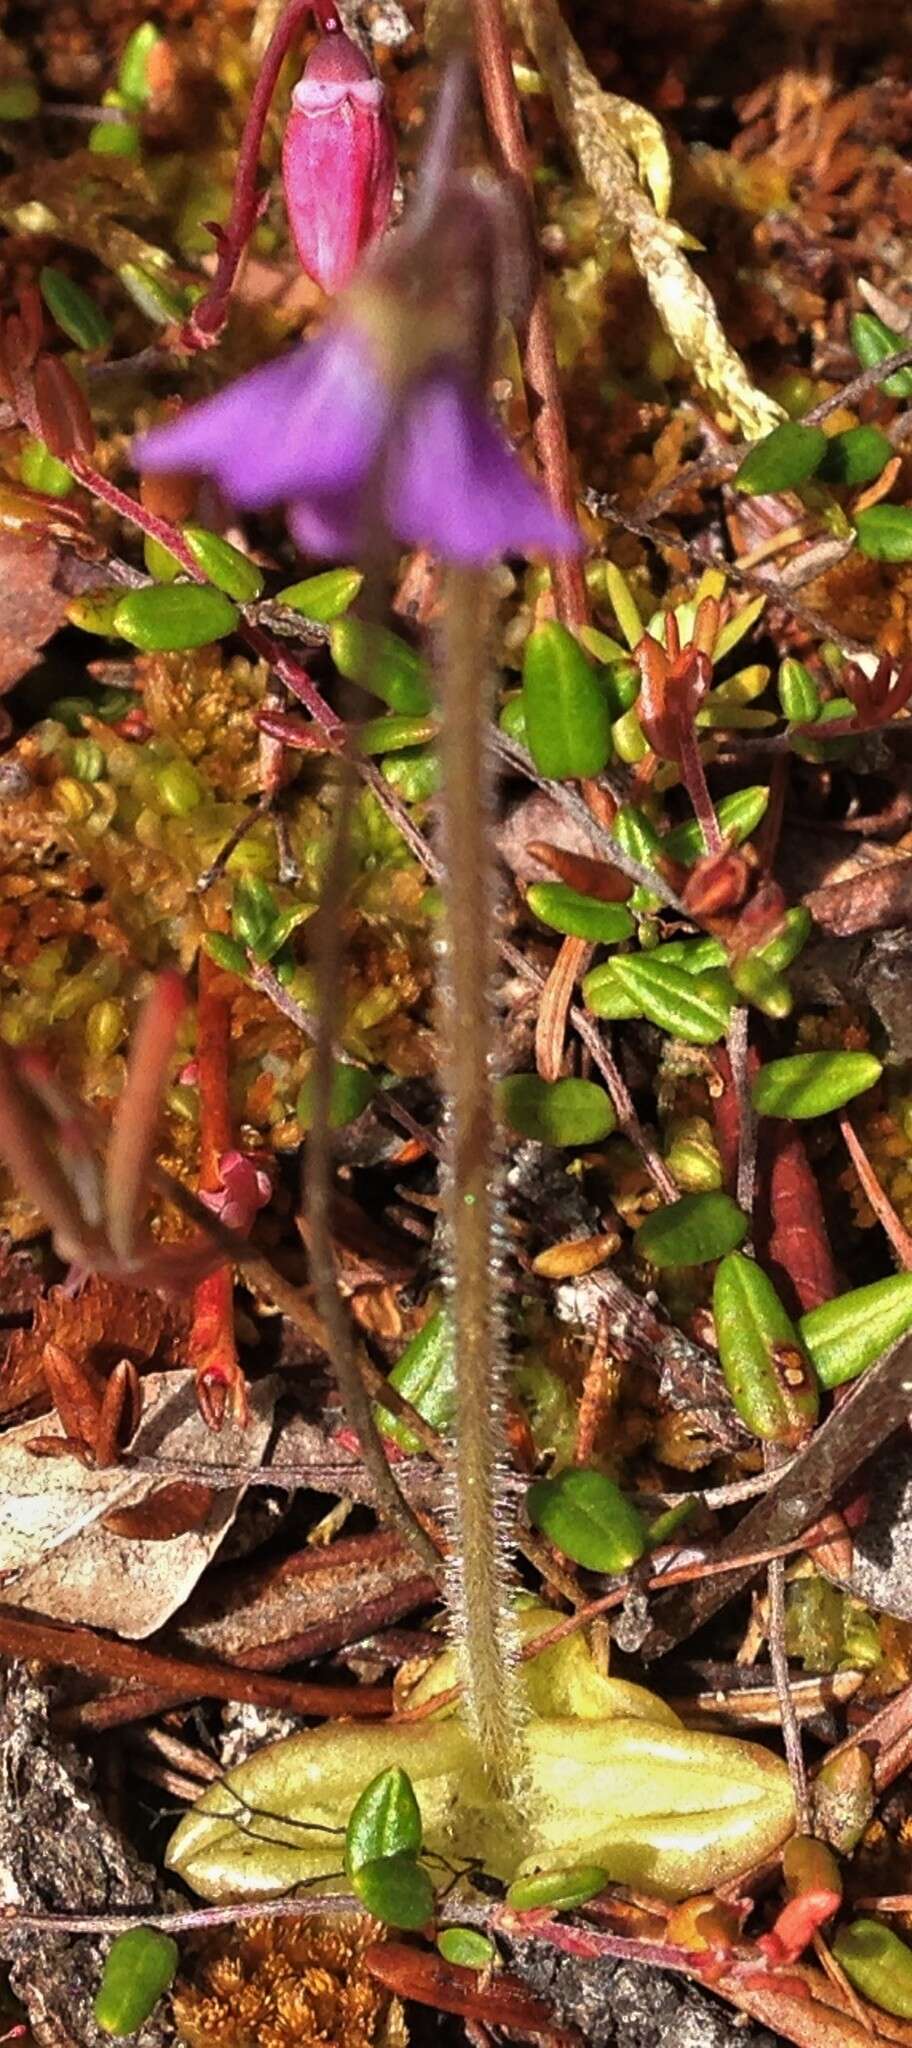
(287, 484, 366, 558)
(137, 326, 391, 511)
(386, 370, 582, 564)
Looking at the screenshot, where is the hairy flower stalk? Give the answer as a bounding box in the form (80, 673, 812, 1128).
(137, 56, 579, 1776)
(437, 567, 520, 1780)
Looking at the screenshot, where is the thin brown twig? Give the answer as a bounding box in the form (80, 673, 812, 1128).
(468, 0, 588, 632)
(767, 1548, 810, 1833)
(0, 1607, 392, 1717)
(839, 1113, 912, 1271)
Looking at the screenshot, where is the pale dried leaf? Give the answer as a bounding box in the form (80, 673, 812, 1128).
(0, 1370, 277, 1636)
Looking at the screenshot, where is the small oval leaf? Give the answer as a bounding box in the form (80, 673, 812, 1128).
(330, 618, 431, 714)
(437, 1928, 496, 1969)
(526, 1467, 647, 1573)
(799, 1273, 912, 1389)
(275, 567, 363, 620)
(849, 312, 912, 400)
(635, 1191, 748, 1269)
(345, 1766, 422, 1875)
(94, 1929, 179, 2036)
(609, 955, 733, 1044)
(375, 1307, 455, 1452)
(662, 787, 769, 864)
(522, 622, 613, 780)
(297, 1060, 377, 1131)
(39, 267, 112, 351)
(353, 1853, 435, 1930)
(505, 1865, 609, 1913)
(817, 425, 892, 488)
(183, 525, 264, 602)
(113, 583, 238, 651)
(832, 1919, 912, 2020)
(526, 884, 635, 944)
(854, 504, 912, 563)
(714, 1253, 819, 1443)
(497, 1075, 617, 1146)
(752, 1051, 882, 1121)
(778, 659, 821, 724)
(735, 421, 828, 496)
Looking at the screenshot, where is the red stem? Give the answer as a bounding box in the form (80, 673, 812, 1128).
(190, 951, 249, 1428)
(187, 0, 339, 346)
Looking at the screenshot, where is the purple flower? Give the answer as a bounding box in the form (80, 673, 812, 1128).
(136, 323, 580, 566)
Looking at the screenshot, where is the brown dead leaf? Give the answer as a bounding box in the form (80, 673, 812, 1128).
(102, 1479, 216, 1540)
(0, 1371, 276, 1636)
(0, 531, 70, 693)
(0, 1273, 190, 1418)
(804, 854, 912, 936)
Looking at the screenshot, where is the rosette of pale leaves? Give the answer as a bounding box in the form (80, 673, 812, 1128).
(167, 1607, 793, 1903)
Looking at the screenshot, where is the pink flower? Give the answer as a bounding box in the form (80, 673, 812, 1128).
(282, 29, 395, 296)
(200, 1148, 273, 1235)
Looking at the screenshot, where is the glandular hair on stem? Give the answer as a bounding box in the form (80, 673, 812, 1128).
(437, 564, 523, 1786)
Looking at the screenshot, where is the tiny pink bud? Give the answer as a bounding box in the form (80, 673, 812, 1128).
(282, 29, 395, 295)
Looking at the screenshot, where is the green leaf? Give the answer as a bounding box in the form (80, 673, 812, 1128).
(358, 714, 437, 755)
(117, 262, 188, 323)
(754, 906, 811, 974)
(498, 692, 527, 743)
(603, 562, 643, 650)
(635, 1191, 748, 1269)
(375, 1307, 455, 1453)
(526, 1468, 647, 1573)
(663, 1118, 723, 1192)
(832, 1920, 912, 2021)
(113, 584, 238, 651)
(505, 1865, 609, 1913)
(275, 567, 363, 620)
(799, 1273, 912, 1389)
(849, 312, 912, 400)
(297, 1061, 377, 1131)
(729, 953, 793, 1020)
(0, 80, 40, 120)
(608, 956, 733, 1044)
(39, 267, 111, 351)
(601, 658, 641, 721)
(735, 421, 828, 496)
(20, 436, 73, 498)
(345, 1766, 422, 1875)
(854, 504, 912, 563)
(522, 622, 613, 779)
(714, 1253, 819, 1443)
(497, 1074, 616, 1146)
(752, 1051, 882, 1120)
(90, 113, 140, 158)
(526, 884, 634, 944)
(94, 1929, 179, 2036)
(118, 22, 162, 106)
(817, 425, 893, 487)
(613, 804, 664, 911)
(203, 933, 248, 979)
(778, 659, 821, 724)
(381, 749, 440, 801)
(437, 1927, 495, 1970)
(662, 787, 769, 864)
(231, 874, 278, 951)
(330, 618, 431, 714)
(643, 937, 729, 975)
(183, 526, 264, 602)
(582, 960, 645, 1020)
(789, 696, 856, 763)
(352, 1854, 435, 1930)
